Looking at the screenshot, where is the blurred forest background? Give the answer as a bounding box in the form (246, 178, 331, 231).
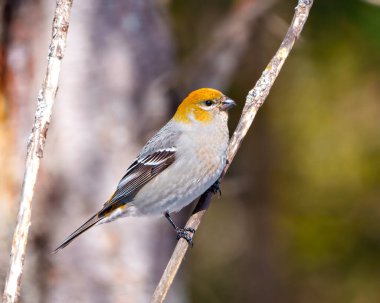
(0, 0, 380, 302)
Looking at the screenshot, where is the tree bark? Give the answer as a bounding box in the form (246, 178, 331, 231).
(31, 1, 175, 302)
(2, 1, 73, 302)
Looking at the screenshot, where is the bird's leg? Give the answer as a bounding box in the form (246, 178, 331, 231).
(209, 179, 222, 197)
(164, 212, 195, 246)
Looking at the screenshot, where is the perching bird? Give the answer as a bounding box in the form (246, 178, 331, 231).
(53, 88, 235, 253)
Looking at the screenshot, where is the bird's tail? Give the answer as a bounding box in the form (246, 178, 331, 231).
(52, 214, 101, 254)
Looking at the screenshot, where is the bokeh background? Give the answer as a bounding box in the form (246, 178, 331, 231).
(1, 0, 380, 302)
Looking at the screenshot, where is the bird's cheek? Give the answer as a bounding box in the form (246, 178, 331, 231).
(193, 109, 212, 123)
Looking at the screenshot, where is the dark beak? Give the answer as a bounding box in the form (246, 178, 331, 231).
(221, 98, 236, 111)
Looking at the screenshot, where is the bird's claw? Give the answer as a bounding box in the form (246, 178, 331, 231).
(176, 227, 196, 247)
(209, 180, 222, 197)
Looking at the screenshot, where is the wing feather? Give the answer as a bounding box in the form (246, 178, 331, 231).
(99, 148, 176, 217)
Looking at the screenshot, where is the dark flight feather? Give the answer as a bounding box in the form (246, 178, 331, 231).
(52, 148, 176, 253)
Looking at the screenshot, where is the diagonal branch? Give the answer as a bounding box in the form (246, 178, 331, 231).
(2, 1, 73, 302)
(151, 1, 314, 302)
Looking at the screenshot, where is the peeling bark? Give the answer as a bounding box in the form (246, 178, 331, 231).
(2, 1, 73, 303)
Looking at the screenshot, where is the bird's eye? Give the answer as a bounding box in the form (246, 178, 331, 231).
(204, 100, 213, 106)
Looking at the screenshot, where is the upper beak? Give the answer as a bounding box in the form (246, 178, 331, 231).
(221, 98, 236, 111)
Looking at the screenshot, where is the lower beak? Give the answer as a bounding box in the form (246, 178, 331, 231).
(221, 98, 236, 111)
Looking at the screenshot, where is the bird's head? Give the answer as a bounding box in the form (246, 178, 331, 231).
(173, 88, 235, 124)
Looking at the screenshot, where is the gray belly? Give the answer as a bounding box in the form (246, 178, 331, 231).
(130, 151, 225, 216)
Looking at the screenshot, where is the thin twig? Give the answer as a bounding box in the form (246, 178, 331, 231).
(151, 1, 314, 302)
(2, 1, 73, 302)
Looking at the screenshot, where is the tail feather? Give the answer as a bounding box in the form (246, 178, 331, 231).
(52, 214, 101, 254)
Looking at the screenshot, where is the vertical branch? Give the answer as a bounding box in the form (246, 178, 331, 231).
(151, 1, 314, 302)
(2, 1, 73, 302)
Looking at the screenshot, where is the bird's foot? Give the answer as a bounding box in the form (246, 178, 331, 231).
(176, 227, 196, 247)
(209, 180, 222, 197)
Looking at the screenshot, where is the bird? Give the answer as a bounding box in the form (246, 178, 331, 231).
(53, 88, 235, 253)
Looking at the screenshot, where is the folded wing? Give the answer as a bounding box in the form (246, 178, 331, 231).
(99, 148, 176, 216)
(52, 148, 176, 253)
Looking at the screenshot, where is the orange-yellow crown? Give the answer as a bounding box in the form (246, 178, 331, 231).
(173, 88, 223, 123)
